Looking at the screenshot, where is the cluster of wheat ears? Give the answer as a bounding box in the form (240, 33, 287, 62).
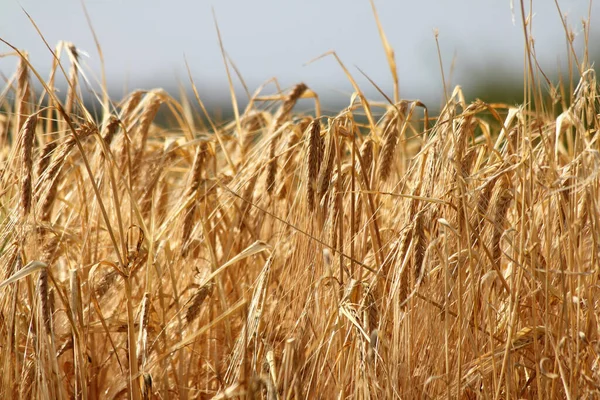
(0, 3, 599, 400)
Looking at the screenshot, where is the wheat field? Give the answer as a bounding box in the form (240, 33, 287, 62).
(0, 4, 599, 399)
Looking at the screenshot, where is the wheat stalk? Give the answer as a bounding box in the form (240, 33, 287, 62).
(19, 113, 38, 217)
(306, 119, 322, 212)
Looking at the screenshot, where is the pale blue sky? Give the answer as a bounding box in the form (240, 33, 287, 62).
(0, 1, 595, 107)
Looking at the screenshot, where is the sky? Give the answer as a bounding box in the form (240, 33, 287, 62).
(0, 1, 596, 109)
